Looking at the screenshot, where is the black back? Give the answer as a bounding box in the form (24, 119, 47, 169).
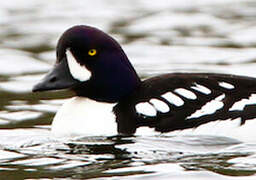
(113, 73, 256, 135)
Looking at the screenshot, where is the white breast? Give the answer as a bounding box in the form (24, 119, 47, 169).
(51, 97, 117, 137)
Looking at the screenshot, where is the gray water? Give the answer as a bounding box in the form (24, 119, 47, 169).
(1, 0, 256, 179)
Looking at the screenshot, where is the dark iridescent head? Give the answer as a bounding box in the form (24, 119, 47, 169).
(33, 25, 141, 102)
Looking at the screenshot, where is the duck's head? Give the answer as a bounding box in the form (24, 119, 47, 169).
(33, 25, 141, 102)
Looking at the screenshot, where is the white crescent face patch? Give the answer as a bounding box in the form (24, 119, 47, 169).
(66, 49, 92, 81)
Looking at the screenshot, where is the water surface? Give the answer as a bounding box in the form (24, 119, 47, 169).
(1, 0, 256, 179)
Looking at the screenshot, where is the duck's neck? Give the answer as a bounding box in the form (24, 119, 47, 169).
(73, 56, 141, 103)
(73, 79, 140, 103)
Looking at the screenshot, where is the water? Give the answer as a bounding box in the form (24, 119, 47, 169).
(1, 0, 256, 179)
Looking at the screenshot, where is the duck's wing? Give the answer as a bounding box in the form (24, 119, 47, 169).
(114, 73, 256, 135)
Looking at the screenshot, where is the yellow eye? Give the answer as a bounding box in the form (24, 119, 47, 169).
(88, 49, 97, 56)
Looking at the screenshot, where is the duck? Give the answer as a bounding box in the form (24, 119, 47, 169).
(33, 25, 256, 141)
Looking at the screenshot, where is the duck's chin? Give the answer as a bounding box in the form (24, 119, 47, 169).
(51, 96, 118, 138)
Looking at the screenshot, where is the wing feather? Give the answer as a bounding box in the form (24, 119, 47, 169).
(114, 73, 256, 134)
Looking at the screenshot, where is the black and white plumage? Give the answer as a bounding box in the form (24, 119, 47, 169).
(114, 73, 256, 135)
(32, 25, 256, 140)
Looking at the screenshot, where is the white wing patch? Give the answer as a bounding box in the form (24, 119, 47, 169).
(149, 98, 170, 113)
(229, 94, 256, 111)
(66, 49, 92, 81)
(218, 81, 235, 89)
(135, 102, 157, 117)
(187, 94, 225, 119)
(174, 88, 197, 100)
(161, 92, 184, 106)
(191, 83, 211, 95)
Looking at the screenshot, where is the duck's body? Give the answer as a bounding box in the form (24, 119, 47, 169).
(33, 25, 256, 141)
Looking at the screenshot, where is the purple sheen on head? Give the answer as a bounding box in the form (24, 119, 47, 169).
(56, 25, 123, 63)
(55, 25, 141, 102)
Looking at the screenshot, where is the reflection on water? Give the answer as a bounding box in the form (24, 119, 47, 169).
(0, 134, 254, 179)
(1, 0, 256, 179)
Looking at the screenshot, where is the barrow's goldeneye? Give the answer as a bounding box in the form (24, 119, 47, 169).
(33, 25, 256, 139)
